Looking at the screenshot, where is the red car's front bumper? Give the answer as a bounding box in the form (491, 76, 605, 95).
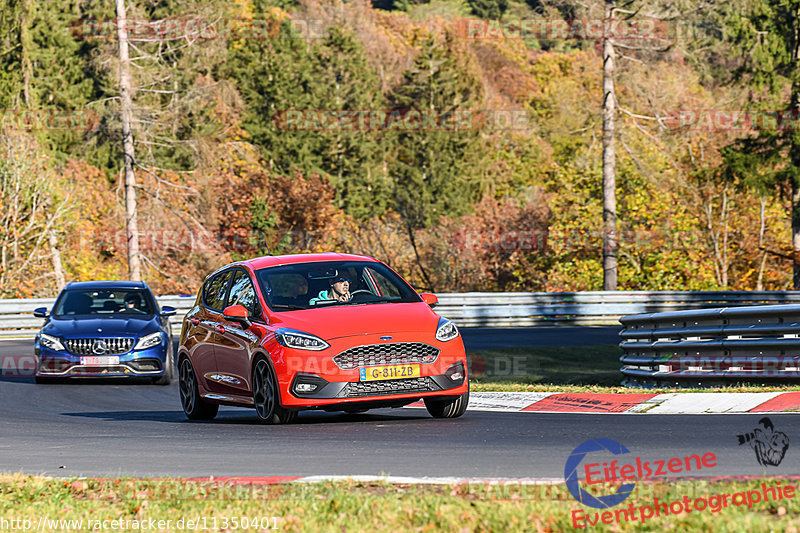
(270, 332, 468, 409)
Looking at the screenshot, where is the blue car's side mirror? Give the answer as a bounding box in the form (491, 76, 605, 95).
(33, 307, 48, 318)
(161, 306, 177, 317)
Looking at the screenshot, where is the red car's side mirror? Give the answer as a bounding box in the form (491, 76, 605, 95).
(223, 305, 251, 327)
(420, 293, 438, 308)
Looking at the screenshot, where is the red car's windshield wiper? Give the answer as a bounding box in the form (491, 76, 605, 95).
(271, 304, 307, 310)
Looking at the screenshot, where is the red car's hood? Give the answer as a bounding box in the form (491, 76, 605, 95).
(270, 302, 440, 340)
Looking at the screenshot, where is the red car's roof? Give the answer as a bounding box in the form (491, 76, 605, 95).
(237, 252, 378, 271)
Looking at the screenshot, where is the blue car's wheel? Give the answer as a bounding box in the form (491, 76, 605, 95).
(153, 343, 174, 386)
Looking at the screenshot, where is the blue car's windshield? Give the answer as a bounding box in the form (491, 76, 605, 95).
(52, 289, 155, 317)
(255, 261, 421, 311)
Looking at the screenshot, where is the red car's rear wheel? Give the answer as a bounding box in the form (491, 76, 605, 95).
(179, 358, 218, 420)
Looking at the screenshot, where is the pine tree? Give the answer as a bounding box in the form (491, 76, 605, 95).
(467, 0, 509, 20)
(228, 16, 324, 175)
(720, 0, 800, 286)
(311, 27, 389, 219)
(388, 35, 486, 289)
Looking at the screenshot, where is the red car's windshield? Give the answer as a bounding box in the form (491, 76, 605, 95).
(255, 261, 421, 311)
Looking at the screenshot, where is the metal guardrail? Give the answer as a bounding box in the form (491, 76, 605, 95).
(434, 291, 800, 327)
(0, 295, 197, 339)
(619, 304, 800, 385)
(3, 291, 800, 339)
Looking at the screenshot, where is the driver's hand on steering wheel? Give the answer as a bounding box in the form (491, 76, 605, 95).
(336, 291, 351, 302)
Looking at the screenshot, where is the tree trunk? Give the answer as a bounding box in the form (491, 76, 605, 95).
(602, 0, 617, 291)
(792, 173, 800, 289)
(756, 197, 767, 291)
(405, 221, 435, 292)
(115, 0, 142, 281)
(48, 229, 66, 290)
(791, 45, 800, 289)
(20, 0, 32, 107)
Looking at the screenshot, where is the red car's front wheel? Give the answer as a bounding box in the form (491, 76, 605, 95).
(424, 391, 469, 418)
(252, 358, 296, 424)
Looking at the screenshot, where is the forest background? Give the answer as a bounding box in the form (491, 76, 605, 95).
(1, 0, 797, 297)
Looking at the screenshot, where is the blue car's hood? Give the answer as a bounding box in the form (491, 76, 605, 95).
(43, 316, 158, 338)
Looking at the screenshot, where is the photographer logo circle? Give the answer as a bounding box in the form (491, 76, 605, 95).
(564, 438, 636, 509)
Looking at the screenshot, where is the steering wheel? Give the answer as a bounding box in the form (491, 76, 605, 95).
(348, 290, 377, 303)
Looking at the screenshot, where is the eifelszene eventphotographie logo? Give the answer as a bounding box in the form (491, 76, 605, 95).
(565, 438, 718, 509)
(565, 438, 637, 509)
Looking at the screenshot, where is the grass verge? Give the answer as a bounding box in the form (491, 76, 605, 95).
(467, 346, 800, 393)
(1, 475, 798, 532)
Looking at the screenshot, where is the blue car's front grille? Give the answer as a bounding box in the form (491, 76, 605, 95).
(65, 338, 134, 356)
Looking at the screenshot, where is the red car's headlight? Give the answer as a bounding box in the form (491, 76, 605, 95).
(275, 328, 330, 351)
(435, 318, 459, 342)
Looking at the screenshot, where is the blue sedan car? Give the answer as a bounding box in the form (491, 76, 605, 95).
(33, 280, 176, 384)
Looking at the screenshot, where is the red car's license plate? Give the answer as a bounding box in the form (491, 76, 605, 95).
(359, 364, 421, 381)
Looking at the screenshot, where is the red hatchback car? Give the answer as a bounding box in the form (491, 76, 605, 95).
(178, 253, 469, 423)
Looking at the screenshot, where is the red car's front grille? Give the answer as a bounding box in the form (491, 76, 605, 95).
(338, 377, 440, 398)
(333, 343, 440, 370)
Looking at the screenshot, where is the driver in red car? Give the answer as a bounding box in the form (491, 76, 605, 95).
(310, 276, 351, 305)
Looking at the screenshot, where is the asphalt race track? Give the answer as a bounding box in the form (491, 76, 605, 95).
(1, 330, 798, 479)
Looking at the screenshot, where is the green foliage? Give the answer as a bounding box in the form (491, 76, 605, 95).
(1, 0, 796, 293)
(228, 17, 322, 174)
(719, 0, 800, 261)
(371, 0, 430, 11)
(466, 0, 508, 19)
(388, 35, 486, 230)
(229, 20, 390, 219)
(247, 196, 291, 256)
(726, 0, 800, 93)
(0, 0, 25, 109)
(310, 27, 390, 219)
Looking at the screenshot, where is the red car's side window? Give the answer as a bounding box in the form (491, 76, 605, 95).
(204, 271, 231, 311)
(228, 270, 258, 316)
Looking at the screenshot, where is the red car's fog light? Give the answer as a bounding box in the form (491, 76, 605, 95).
(445, 361, 466, 382)
(292, 373, 330, 396)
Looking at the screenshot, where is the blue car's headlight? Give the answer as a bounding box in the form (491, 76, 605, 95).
(275, 328, 329, 351)
(435, 318, 459, 342)
(40, 333, 65, 351)
(134, 332, 163, 350)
